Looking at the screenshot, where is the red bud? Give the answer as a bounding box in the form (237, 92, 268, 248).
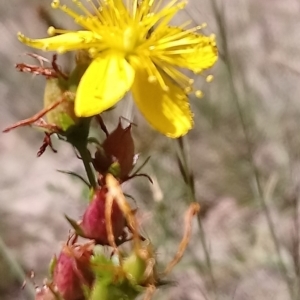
(80, 188, 126, 246)
(52, 242, 94, 300)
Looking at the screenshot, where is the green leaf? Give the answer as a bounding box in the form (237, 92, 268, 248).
(57, 169, 90, 187)
(64, 214, 85, 236)
(48, 255, 57, 278)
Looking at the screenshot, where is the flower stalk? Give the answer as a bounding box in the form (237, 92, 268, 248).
(176, 137, 217, 298)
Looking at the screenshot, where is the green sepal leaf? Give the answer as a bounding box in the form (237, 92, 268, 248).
(123, 253, 147, 285)
(64, 214, 85, 237)
(91, 252, 117, 282)
(48, 255, 57, 278)
(57, 169, 90, 187)
(108, 162, 122, 178)
(58, 112, 76, 131)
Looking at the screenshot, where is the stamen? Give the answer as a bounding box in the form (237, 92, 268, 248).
(148, 75, 157, 83)
(51, 0, 60, 9)
(151, 0, 163, 14)
(51, 0, 100, 32)
(148, 1, 186, 35)
(154, 58, 194, 89)
(206, 75, 214, 82)
(47, 26, 56, 36)
(131, 0, 138, 18)
(85, 0, 104, 21)
(73, 0, 95, 18)
(144, 59, 169, 91)
(143, 58, 157, 81)
(135, 0, 153, 22)
(195, 90, 204, 98)
(152, 26, 204, 48)
(88, 47, 98, 57)
(47, 26, 73, 36)
(184, 87, 192, 93)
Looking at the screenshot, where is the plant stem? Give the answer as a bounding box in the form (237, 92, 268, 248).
(210, 0, 293, 297)
(75, 143, 97, 190)
(176, 137, 218, 298)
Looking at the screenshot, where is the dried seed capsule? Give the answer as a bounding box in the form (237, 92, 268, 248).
(93, 121, 135, 180)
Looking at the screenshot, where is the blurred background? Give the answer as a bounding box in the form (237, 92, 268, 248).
(1, 0, 300, 299)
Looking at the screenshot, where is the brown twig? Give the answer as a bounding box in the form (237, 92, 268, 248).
(163, 202, 200, 276)
(3, 97, 65, 133)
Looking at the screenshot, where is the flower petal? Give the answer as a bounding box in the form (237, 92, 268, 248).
(18, 31, 98, 53)
(181, 34, 218, 72)
(153, 27, 218, 73)
(131, 67, 193, 138)
(75, 53, 135, 117)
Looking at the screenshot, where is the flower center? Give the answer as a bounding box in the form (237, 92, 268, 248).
(123, 27, 138, 54)
(109, 26, 139, 55)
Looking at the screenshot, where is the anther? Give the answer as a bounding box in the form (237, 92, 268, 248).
(178, 2, 187, 9)
(51, 0, 60, 9)
(195, 90, 204, 98)
(47, 26, 56, 36)
(206, 75, 214, 83)
(88, 47, 98, 57)
(148, 76, 156, 83)
(184, 87, 192, 93)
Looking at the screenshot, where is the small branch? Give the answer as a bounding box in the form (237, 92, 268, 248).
(176, 137, 218, 297)
(163, 202, 200, 276)
(3, 98, 65, 133)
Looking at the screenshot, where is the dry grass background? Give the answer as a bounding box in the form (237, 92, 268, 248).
(1, 0, 300, 299)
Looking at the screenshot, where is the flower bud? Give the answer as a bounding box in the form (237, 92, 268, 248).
(43, 50, 92, 132)
(123, 241, 157, 286)
(122, 251, 147, 285)
(44, 78, 79, 131)
(89, 251, 141, 300)
(52, 242, 94, 300)
(80, 188, 126, 246)
(93, 121, 134, 180)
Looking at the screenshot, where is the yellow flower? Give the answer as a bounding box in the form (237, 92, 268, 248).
(18, 0, 217, 138)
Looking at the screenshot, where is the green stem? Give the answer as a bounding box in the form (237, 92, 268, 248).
(176, 137, 218, 299)
(75, 143, 97, 190)
(210, 0, 293, 297)
(0, 235, 35, 299)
